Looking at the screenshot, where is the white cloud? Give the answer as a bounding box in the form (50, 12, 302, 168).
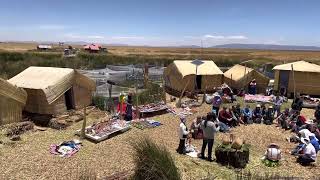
(226, 35, 248, 40)
(39, 25, 66, 30)
(64, 33, 105, 39)
(203, 34, 248, 40)
(87, 35, 104, 39)
(203, 35, 225, 39)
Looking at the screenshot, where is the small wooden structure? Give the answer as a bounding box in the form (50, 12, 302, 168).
(9, 66, 96, 115)
(163, 60, 224, 96)
(0, 78, 27, 125)
(273, 61, 320, 97)
(224, 64, 270, 93)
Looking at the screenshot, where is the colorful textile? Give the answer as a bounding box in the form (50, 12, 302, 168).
(244, 94, 272, 103)
(50, 140, 81, 158)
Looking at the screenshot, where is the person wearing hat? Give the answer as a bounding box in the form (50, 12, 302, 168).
(200, 112, 220, 162)
(265, 143, 282, 162)
(297, 137, 317, 166)
(263, 105, 275, 125)
(253, 104, 263, 124)
(242, 105, 253, 124)
(177, 116, 189, 154)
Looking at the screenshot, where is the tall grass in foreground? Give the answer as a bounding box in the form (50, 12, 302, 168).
(132, 137, 181, 180)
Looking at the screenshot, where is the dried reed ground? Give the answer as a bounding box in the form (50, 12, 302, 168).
(0, 99, 319, 180)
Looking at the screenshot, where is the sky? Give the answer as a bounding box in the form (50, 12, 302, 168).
(0, 0, 320, 46)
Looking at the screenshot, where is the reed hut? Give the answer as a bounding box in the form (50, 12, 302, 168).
(224, 64, 270, 93)
(8, 67, 96, 115)
(163, 60, 223, 96)
(0, 78, 27, 125)
(273, 61, 320, 97)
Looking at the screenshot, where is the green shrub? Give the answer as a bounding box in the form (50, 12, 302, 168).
(92, 96, 107, 110)
(134, 82, 164, 105)
(132, 137, 181, 180)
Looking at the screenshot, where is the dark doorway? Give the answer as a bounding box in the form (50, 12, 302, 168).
(64, 88, 75, 110)
(279, 71, 289, 96)
(196, 75, 202, 90)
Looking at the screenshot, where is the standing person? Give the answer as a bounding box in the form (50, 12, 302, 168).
(242, 105, 253, 124)
(200, 112, 220, 162)
(177, 116, 189, 154)
(248, 79, 257, 95)
(252, 104, 263, 124)
(124, 94, 133, 121)
(297, 138, 317, 166)
(273, 93, 284, 117)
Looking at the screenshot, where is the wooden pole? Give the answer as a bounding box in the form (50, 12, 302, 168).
(176, 79, 190, 108)
(162, 77, 167, 104)
(80, 106, 87, 140)
(135, 81, 140, 119)
(291, 64, 296, 99)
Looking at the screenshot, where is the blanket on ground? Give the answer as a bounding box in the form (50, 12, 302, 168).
(50, 140, 81, 157)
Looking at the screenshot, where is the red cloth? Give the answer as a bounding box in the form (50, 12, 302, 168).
(298, 115, 307, 124)
(219, 109, 232, 122)
(117, 103, 127, 114)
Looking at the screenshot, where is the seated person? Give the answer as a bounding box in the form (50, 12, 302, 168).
(231, 105, 244, 125)
(297, 138, 317, 166)
(190, 116, 203, 139)
(261, 104, 267, 116)
(264, 143, 282, 162)
(291, 93, 303, 113)
(314, 104, 320, 124)
(263, 105, 275, 125)
(278, 108, 290, 129)
(291, 113, 308, 132)
(242, 105, 253, 124)
(291, 139, 306, 156)
(252, 104, 263, 124)
(219, 106, 237, 127)
(309, 134, 320, 153)
(237, 88, 245, 97)
(185, 134, 196, 153)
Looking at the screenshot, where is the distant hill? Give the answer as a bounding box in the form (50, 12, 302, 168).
(212, 43, 320, 51)
(176, 45, 201, 48)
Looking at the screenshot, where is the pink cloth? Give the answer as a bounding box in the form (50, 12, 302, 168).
(244, 94, 272, 103)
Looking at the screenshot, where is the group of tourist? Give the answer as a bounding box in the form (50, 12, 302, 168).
(177, 91, 320, 166)
(283, 94, 320, 166)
